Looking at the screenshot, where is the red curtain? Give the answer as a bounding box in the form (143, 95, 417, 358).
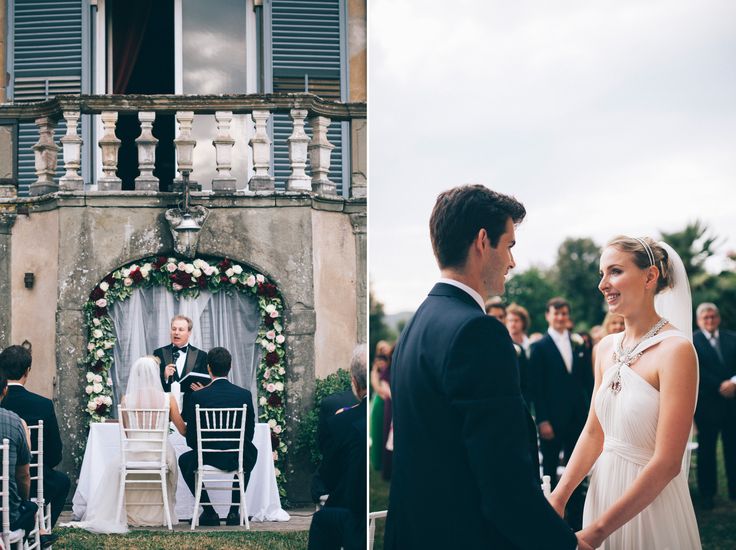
(112, 0, 153, 94)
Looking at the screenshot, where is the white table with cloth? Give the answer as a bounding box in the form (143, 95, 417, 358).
(72, 422, 290, 522)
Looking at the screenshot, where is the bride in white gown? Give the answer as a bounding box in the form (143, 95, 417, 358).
(67, 356, 187, 533)
(548, 236, 701, 549)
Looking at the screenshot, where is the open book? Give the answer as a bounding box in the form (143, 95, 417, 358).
(179, 371, 211, 393)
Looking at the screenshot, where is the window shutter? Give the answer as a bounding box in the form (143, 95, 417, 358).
(270, 0, 345, 194)
(11, 0, 83, 196)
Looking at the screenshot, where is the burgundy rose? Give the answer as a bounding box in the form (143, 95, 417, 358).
(264, 315, 275, 328)
(91, 360, 105, 373)
(94, 307, 107, 318)
(197, 276, 207, 288)
(270, 431, 280, 450)
(170, 271, 192, 287)
(259, 284, 278, 298)
(153, 256, 167, 269)
(267, 394, 282, 407)
(218, 258, 232, 269)
(220, 275, 229, 283)
(131, 270, 144, 284)
(265, 351, 280, 366)
(90, 287, 105, 301)
(103, 274, 115, 285)
(95, 403, 109, 415)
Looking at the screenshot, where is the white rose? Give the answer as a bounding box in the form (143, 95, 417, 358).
(275, 382, 284, 392)
(87, 343, 94, 352)
(192, 268, 202, 278)
(95, 298, 107, 308)
(259, 397, 267, 406)
(104, 396, 112, 406)
(104, 341, 113, 349)
(107, 378, 113, 386)
(273, 451, 278, 461)
(203, 266, 215, 276)
(93, 318, 101, 327)
(225, 268, 234, 278)
(121, 268, 130, 278)
(94, 396, 103, 405)
(232, 265, 243, 275)
(245, 275, 256, 287)
(263, 369, 270, 379)
(92, 383, 102, 393)
(274, 321, 282, 332)
(93, 329, 103, 339)
(178, 262, 187, 271)
(140, 268, 150, 279)
(99, 282, 109, 292)
(266, 330, 276, 340)
(129, 264, 139, 272)
(143, 263, 152, 272)
(229, 277, 238, 284)
(268, 419, 277, 428)
(166, 263, 177, 273)
(273, 425, 282, 434)
(86, 372, 95, 383)
(184, 263, 195, 274)
(87, 401, 97, 412)
(96, 349, 105, 358)
(256, 274, 265, 283)
(94, 374, 103, 383)
(278, 367, 285, 375)
(261, 339, 269, 347)
(266, 383, 276, 393)
(265, 304, 276, 314)
(193, 259, 205, 269)
(274, 467, 280, 477)
(266, 343, 276, 353)
(275, 334, 285, 344)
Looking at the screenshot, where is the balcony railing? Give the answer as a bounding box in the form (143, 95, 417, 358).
(0, 93, 367, 198)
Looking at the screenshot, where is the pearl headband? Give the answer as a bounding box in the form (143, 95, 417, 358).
(633, 237, 655, 267)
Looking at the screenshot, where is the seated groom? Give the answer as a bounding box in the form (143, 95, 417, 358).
(0, 345, 69, 529)
(153, 315, 208, 393)
(179, 347, 257, 526)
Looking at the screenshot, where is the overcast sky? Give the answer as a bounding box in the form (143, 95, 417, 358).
(369, 0, 736, 314)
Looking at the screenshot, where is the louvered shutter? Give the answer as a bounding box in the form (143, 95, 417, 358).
(270, 0, 346, 195)
(11, 0, 84, 196)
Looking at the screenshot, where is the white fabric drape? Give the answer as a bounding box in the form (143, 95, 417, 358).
(108, 286, 261, 412)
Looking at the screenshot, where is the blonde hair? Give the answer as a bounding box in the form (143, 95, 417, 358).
(171, 315, 193, 330)
(606, 236, 674, 294)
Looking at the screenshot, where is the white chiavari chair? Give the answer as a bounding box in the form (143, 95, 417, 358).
(0, 438, 25, 550)
(368, 510, 387, 550)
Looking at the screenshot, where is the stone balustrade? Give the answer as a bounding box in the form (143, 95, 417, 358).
(0, 94, 367, 198)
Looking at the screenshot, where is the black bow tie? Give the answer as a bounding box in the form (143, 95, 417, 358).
(174, 346, 188, 353)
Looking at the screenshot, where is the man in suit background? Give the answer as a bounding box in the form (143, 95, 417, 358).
(531, 297, 593, 530)
(693, 302, 736, 509)
(0, 345, 70, 528)
(179, 347, 257, 526)
(153, 315, 208, 393)
(308, 344, 367, 550)
(385, 185, 583, 550)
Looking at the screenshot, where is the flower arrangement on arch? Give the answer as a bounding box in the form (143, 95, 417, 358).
(82, 256, 289, 495)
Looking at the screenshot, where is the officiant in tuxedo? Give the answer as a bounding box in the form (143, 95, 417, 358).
(384, 185, 583, 550)
(153, 315, 208, 393)
(179, 347, 257, 526)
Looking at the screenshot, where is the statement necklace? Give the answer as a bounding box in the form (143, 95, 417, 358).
(610, 317, 669, 394)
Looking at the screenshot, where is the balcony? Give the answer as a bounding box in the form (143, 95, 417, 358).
(0, 93, 367, 199)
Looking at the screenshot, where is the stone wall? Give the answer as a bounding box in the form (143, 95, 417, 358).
(2, 191, 366, 501)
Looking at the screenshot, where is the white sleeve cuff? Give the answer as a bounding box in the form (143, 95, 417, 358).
(730, 376, 736, 384)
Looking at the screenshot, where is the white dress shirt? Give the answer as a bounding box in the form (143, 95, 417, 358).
(548, 328, 573, 373)
(438, 278, 485, 311)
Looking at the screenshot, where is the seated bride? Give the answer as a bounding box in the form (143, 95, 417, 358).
(66, 356, 186, 533)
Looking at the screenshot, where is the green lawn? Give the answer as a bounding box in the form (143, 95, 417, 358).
(370, 440, 736, 549)
(53, 529, 309, 550)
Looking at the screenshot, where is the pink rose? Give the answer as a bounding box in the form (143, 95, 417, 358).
(172, 283, 183, 291)
(266, 383, 276, 393)
(166, 263, 177, 273)
(95, 298, 107, 308)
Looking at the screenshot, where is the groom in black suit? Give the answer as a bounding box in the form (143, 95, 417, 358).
(693, 302, 736, 509)
(385, 185, 584, 550)
(180, 347, 257, 526)
(153, 315, 208, 393)
(531, 297, 593, 530)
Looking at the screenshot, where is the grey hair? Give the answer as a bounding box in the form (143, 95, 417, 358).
(696, 302, 719, 317)
(350, 344, 367, 391)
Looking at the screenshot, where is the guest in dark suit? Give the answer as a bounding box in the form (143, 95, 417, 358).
(0, 345, 70, 529)
(693, 302, 736, 509)
(179, 347, 257, 527)
(308, 345, 367, 550)
(531, 297, 593, 530)
(384, 185, 582, 550)
(153, 315, 208, 393)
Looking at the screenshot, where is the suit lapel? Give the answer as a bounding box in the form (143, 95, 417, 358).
(545, 335, 568, 374)
(184, 347, 198, 376)
(163, 345, 174, 367)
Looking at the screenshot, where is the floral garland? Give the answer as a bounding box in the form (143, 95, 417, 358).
(82, 256, 289, 495)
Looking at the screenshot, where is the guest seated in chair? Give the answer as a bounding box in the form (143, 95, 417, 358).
(0, 345, 65, 545)
(0, 371, 42, 544)
(308, 344, 367, 550)
(179, 347, 257, 526)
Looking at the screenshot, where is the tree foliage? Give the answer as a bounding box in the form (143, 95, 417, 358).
(551, 237, 604, 330)
(505, 267, 561, 334)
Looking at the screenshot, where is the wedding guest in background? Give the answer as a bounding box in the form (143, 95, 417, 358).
(153, 315, 208, 394)
(0, 371, 41, 543)
(531, 297, 593, 530)
(589, 325, 605, 346)
(369, 340, 391, 472)
(693, 302, 736, 509)
(592, 312, 626, 366)
(507, 303, 531, 356)
(0, 345, 69, 528)
(529, 332, 544, 345)
(379, 343, 395, 481)
(308, 345, 367, 550)
(484, 297, 506, 323)
(180, 347, 257, 526)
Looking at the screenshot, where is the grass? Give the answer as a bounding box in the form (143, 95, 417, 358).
(52, 529, 309, 549)
(369, 440, 736, 549)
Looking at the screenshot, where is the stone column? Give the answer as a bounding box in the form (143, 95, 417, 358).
(29, 117, 59, 196)
(308, 116, 335, 196)
(350, 212, 367, 344)
(0, 211, 16, 349)
(173, 111, 198, 192)
(98, 111, 122, 191)
(286, 109, 311, 191)
(59, 111, 84, 191)
(350, 118, 366, 198)
(248, 110, 275, 191)
(134, 111, 159, 191)
(211, 111, 237, 192)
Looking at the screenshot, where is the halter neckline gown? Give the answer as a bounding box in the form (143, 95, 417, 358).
(582, 330, 701, 549)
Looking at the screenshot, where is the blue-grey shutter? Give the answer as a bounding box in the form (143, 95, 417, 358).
(11, 0, 84, 196)
(270, 0, 346, 195)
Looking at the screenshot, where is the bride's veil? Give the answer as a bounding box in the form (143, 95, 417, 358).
(124, 356, 168, 411)
(653, 241, 698, 474)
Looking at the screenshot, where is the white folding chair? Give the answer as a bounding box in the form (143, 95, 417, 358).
(191, 405, 249, 530)
(0, 438, 25, 550)
(368, 510, 387, 550)
(25, 422, 48, 550)
(117, 406, 173, 530)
